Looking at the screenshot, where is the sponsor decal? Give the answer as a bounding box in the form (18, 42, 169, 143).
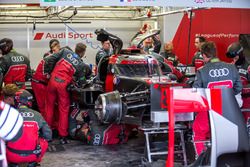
(44, 0, 56, 2)
(209, 68, 229, 78)
(33, 33, 44, 40)
(66, 54, 79, 66)
(33, 32, 94, 40)
(195, 0, 205, 3)
(195, 33, 239, 39)
(207, 80, 233, 88)
(239, 68, 247, 75)
(120, 0, 132, 2)
(21, 112, 34, 118)
(11, 56, 24, 62)
(195, 0, 232, 4)
(93, 134, 101, 145)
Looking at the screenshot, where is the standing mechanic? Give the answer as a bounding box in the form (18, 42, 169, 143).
(226, 42, 250, 123)
(95, 39, 113, 66)
(44, 43, 91, 144)
(131, 23, 161, 54)
(0, 38, 32, 88)
(192, 36, 206, 71)
(5, 89, 52, 167)
(31, 39, 61, 117)
(43, 39, 60, 58)
(0, 85, 23, 167)
(160, 41, 179, 66)
(226, 42, 250, 95)
(193, 41, 242, 155)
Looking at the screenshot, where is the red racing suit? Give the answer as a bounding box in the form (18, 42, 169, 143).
(44, 48, 91, 137)
(193, 58, 242, 155)
(234, 60, 250, 124)
(6, 106, 52, 164)
(235, 61, 250, 109)
(31, 59, 50, 118)
(68, 103, 130, 145)
(0, 50, 32, 88)
(192, 51, 205, 71)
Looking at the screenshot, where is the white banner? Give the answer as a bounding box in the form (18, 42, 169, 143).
(0, 21, 141, 68)
(40, 0, 250, 9)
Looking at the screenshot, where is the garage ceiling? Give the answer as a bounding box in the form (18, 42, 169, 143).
(0, 5, 190, 23)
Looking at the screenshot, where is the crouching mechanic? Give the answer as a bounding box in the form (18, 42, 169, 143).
(68, 103, 130, 145)
(192, 41, 243, 156)
(6, 89, 52, 167)
(0, 85, 23, 167)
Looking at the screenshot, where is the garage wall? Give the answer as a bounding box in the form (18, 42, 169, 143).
(0, 20, 142, 69)
(172, 8, 250, 64)
(159, 13, 183, 45)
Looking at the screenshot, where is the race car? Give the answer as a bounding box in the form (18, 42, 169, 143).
(70, 28, 188, 126)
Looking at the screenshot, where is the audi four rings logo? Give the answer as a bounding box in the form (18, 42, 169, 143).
(11, 56, 24, 62)
(21, 112, 34, 118)
(66, 54, 79, 66)
(209, 68, 229, 77)
(93, 134, 101, 145)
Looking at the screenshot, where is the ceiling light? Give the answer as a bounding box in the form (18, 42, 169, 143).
(0, 4, 27, 8)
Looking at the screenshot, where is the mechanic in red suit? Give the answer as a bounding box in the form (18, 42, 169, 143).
(44, 43, 91, 144)
(193, 41, 242, 155)
(43, 39, 60, 58)
(191, 36, 206, 71)
(31, 39, 60, 117)
(5, 89, 52, 167)
(0, 38, 32, 88)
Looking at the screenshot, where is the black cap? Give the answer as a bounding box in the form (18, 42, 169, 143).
(226, 42, 243, 58)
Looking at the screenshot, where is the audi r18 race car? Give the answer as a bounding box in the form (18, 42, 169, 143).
(69, 28, 190, 126)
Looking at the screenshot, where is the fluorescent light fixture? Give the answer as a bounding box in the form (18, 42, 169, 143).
(0, 4, 27, 8)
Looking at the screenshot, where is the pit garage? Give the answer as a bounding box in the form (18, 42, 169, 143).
(0, 0, 250, 167)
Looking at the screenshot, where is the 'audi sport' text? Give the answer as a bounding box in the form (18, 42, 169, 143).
(34, 32, 94, 40)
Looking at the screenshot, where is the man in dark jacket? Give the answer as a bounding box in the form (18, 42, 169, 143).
(4, 89, 52, 167)
(0, 38, 32, 88)
(226, 42, 250, 131)
(193, 41, 242, 155)
(44, 43, 91, 144)
(95, 40, 113, 66)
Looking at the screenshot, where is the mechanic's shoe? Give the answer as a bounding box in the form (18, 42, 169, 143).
(8, 163, 19, 167)
(60, 137, 70, 145)
(27, 162, 38, 167)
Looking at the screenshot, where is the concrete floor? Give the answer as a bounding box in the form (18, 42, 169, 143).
(41, 130, 193, 167)
(41, 133, 171, 167)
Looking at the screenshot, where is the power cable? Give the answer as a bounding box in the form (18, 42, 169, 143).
(56, 13, 101, 50)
